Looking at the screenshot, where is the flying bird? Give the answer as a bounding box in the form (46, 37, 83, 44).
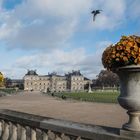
(91, 10, 102, 21)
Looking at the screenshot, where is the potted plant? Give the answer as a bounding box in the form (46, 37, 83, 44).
(102, 35, 140, 132)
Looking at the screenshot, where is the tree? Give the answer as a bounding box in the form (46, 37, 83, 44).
(93, 70, 119, 87)
(4, 78, 12, 88)
(0, 72, 4, 87)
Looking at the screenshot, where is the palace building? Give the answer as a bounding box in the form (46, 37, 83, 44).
(23, 70, 91, 92)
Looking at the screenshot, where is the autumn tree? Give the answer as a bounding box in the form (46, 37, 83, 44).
(0, 72, 4, 87)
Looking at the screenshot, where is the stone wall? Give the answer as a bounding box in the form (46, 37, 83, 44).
(0, 109, 137, 140)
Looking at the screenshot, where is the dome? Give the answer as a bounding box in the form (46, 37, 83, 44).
(25, 70, 38, 76)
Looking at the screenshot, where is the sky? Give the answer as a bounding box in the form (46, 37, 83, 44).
(0, 0, 140, 79)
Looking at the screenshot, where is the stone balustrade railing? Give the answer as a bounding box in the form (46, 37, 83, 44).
(0, 109, 136, 140)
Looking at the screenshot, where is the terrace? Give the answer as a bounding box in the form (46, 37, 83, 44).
(0, 91, 138, 140)
(0, 109, 134, 140)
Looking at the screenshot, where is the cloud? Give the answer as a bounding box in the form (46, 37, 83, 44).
(0, 0, 128, 50)
(0, 0, 139, 79)
(127, 0, 140, 19)
(0, 0, 93, 50)
(87, 0, 126, 30)
(7, 19, 78, 50)
(29, 0, 92, 17)
(0, 11, 20, 40)
(14, 40, 110, 79)
(14, 48, 87, 70)
(1, 68, 25, 79)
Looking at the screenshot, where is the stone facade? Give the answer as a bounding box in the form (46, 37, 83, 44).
(66, 70, 84, 91)
(23, 70, 91, 92)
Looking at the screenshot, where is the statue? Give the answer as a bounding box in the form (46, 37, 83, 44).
(88, 83, 92, 93)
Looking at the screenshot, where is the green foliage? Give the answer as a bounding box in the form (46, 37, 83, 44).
(0, 88, 17, 94)
(48, 91, 119, 103)
(95, 70, 119, 87)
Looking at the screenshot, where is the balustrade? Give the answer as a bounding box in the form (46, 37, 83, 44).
(0, 109, 133, 140)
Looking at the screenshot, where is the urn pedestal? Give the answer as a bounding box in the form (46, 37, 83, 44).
(116, 65, 140, 132)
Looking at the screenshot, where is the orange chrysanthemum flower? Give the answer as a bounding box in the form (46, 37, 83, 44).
(102, 35, 140, 70)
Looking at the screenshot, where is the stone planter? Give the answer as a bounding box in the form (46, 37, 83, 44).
(115, 65, 140, 132)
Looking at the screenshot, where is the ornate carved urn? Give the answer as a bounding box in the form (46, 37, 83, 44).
(116, 65, 140, 131)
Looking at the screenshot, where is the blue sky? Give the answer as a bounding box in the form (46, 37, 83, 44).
(0, 0, 140, 79)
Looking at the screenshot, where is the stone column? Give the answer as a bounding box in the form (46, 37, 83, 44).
(47, 130, 56, 140)
(20, 126, 26, 140)
(0, 121, 3, 137)
(55, 135, 62, 140)
(2, 122, 10, 140)
(42, 131, 49, 140)
(76, 136, 81, 140)
(42, 131, 48, 140)
(10, 123, 17, 140)
(31, 128, 36, 140)
(61, 133, 70, 140)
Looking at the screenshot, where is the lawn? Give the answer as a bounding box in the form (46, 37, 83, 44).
(0, 88, 17, 95)
(47, 91, 120, 103)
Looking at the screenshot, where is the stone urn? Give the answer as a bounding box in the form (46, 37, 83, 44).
(115, 65, 140, 132)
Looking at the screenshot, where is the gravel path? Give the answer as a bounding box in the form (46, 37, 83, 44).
(0, 91, 128, 128)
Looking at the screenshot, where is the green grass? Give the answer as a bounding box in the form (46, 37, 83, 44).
(0, 88, 17, 94)
(48, 91, 120, 103)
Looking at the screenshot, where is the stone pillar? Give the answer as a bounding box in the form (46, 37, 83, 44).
(47, 130, 56, 139)
(31, 128, 36, 140)
(61, 133, 70, 140)
(20, 126, 26, 140)
(55, 135, 62, 140)
(2, 122, 10, 140)
(0, 121, 3, 137)
(10, 123, 17, 140)
(76, 136, 81, 140)
(42, 131, 48, 140)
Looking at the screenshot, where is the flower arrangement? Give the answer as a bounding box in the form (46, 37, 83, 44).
(102, 35, 140, 70)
